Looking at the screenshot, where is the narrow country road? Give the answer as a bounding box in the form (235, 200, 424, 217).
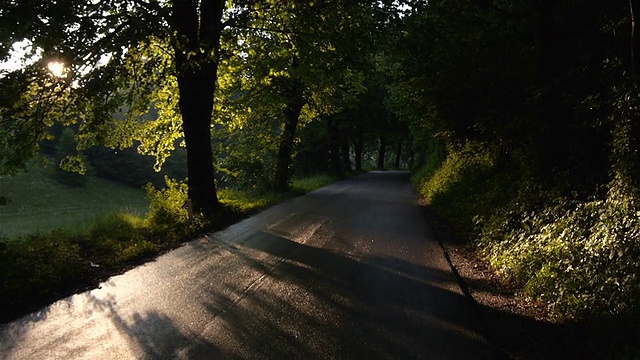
(0, 171, 496, 359)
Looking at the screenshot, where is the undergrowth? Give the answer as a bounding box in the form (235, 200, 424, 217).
(478, 175, 640, 318)
(414, 139, 640, 320)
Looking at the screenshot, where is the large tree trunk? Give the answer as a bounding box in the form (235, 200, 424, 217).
(172, 0, 225, 216)
(274, 91, 304, 191)
(326, 115, 342, 178)
(377, 136, 386, 170)
(394, 138, 402, 169)
(354, 129, 363, 172)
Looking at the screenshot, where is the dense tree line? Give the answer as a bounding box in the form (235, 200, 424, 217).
(0, 0, 406, 212)
(393, 1, 640, 319)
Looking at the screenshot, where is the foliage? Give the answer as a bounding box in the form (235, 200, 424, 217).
(400, 0, 640, 323)
(413, 140, 508, 234)
(217, 0, 388, 189)
(144, 176, 197, 236)
(0, 0, 228, 214)
(479, 176, 640, 319)
(214, 120, 279, 192)
(54, 128, 88, 187)
(417, 141, 496, 204)
(1, 0, 400, 214)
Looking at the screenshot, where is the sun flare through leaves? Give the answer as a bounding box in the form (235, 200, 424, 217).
(47, 61, 66, 78)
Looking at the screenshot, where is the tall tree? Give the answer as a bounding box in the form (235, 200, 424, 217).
(219, 0, 380, 190)
(172, 0, 225, 215)
(0, 0, 231, 215)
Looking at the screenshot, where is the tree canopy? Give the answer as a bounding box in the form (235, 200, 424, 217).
(0, 0, 400, 214)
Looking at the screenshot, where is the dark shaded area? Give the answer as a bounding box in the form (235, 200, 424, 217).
(425, 202, 640, 360)
(87, 146, 187, 188)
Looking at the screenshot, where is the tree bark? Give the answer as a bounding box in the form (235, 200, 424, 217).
(172, 0, 225, 216)
(377, 136, 386, 170)
(354, 130, 363, 172)
(394, 138, 402, 169)
(274, 86, 304, 191)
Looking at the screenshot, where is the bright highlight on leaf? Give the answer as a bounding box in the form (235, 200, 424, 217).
(47, 61, 66, 78)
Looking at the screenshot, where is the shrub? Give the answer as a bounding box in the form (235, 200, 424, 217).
(479, 175, 640, 318)
(413, 140, 504, 234)
(145, 176, 190, 230)
(0, 230, 84, 302)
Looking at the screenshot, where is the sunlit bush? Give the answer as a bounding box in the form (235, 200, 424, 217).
(417, 141, 497, 203)
(479, 175, 640, 318)
(413, 140, 504, 234)
(145, 176, 191, 229)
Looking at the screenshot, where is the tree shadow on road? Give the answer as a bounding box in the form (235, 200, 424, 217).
(0, 283, 223, 359)
(198, 232, 498, 359)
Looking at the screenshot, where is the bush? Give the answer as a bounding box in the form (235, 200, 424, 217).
(145, 176, 190, 230)
(479, 175, 640, 318)
(0, 230, 84, 302)
(413, 140, 505, 234)
(412, 135, 640, 319)
(143, 176, 209, 241)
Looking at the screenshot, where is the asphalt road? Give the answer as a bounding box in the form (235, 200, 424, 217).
(0, 171, 496, 359)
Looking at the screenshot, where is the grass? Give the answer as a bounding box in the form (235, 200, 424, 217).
(219, 174, 339, 214)
(0, 165, 148, 238)
(291, 174, 338, 194)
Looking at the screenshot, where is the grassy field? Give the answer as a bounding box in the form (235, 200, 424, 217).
(0, 165, 148, 238)
(0, 169, 339, 239)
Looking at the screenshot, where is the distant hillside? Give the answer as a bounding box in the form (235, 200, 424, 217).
(0, 165, 148, 238)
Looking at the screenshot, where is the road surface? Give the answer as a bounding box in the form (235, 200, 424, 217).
(0, 171, 496, 359)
